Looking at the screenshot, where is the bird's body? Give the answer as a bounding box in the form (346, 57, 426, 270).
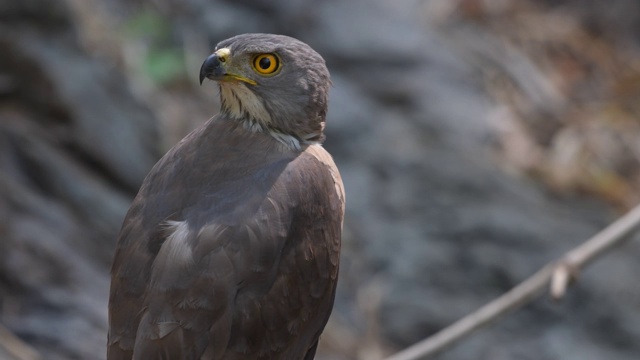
(108, 34, 344, 359)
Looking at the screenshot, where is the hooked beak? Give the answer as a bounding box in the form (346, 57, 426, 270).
(199, 48, 257, 86)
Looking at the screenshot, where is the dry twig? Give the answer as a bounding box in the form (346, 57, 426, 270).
(0, 324, 41, 360)
(385, 204, 640, 360)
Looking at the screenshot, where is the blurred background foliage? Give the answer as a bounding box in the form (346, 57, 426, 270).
(123, 10, 188, 86)
(1, 0, 640, 359)
(456, 0, 640, 209)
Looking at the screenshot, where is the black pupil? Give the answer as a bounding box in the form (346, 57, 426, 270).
(259, 57, 271, 70)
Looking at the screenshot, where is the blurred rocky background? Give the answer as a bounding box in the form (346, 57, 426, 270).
(1, 0, 639, 359)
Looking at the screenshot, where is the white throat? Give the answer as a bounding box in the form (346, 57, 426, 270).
(219, 83, 304, 150)
(219, 83, 272, 126)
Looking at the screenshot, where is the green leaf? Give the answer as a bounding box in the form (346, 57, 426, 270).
(144, 48, 186, 85)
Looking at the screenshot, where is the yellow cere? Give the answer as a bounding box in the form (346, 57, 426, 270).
(215, 48, 231, 62)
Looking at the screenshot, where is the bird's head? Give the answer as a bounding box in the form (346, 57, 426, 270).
(200, 33, 330, 148)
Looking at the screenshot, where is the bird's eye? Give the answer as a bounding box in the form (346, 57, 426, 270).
(252, 54, 280, 75)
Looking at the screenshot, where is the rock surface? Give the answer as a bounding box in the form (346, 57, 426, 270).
(1, 0, 639, 359)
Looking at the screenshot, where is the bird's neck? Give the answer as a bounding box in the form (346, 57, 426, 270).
(219, 83, 272, 127)
(219, 83, 317, 151)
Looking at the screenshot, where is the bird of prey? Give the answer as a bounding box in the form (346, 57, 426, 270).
(107, 33, 344, 359)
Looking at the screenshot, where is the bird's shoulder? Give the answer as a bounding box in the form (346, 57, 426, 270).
(108, 121, 343, 358)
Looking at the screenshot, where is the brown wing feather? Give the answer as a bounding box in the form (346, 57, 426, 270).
(108, 119, 344, 360)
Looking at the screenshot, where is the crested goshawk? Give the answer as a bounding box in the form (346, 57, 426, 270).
(107, 33, 344, 359)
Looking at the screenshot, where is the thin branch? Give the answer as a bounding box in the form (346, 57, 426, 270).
(551, 203, 640, 298)
(0, 324, 41, 360)
(385, 204, 640, 360)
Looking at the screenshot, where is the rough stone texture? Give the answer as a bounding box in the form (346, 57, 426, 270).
(0, 1, 159, 359)
(1, 0, 639, 359)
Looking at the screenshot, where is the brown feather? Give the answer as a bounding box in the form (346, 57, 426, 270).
(108, 115, 343, 359)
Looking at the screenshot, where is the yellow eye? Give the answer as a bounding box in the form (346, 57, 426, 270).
(252, 54, 280, 75)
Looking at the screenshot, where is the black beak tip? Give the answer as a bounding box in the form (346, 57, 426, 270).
(199, 54, 219, 86)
